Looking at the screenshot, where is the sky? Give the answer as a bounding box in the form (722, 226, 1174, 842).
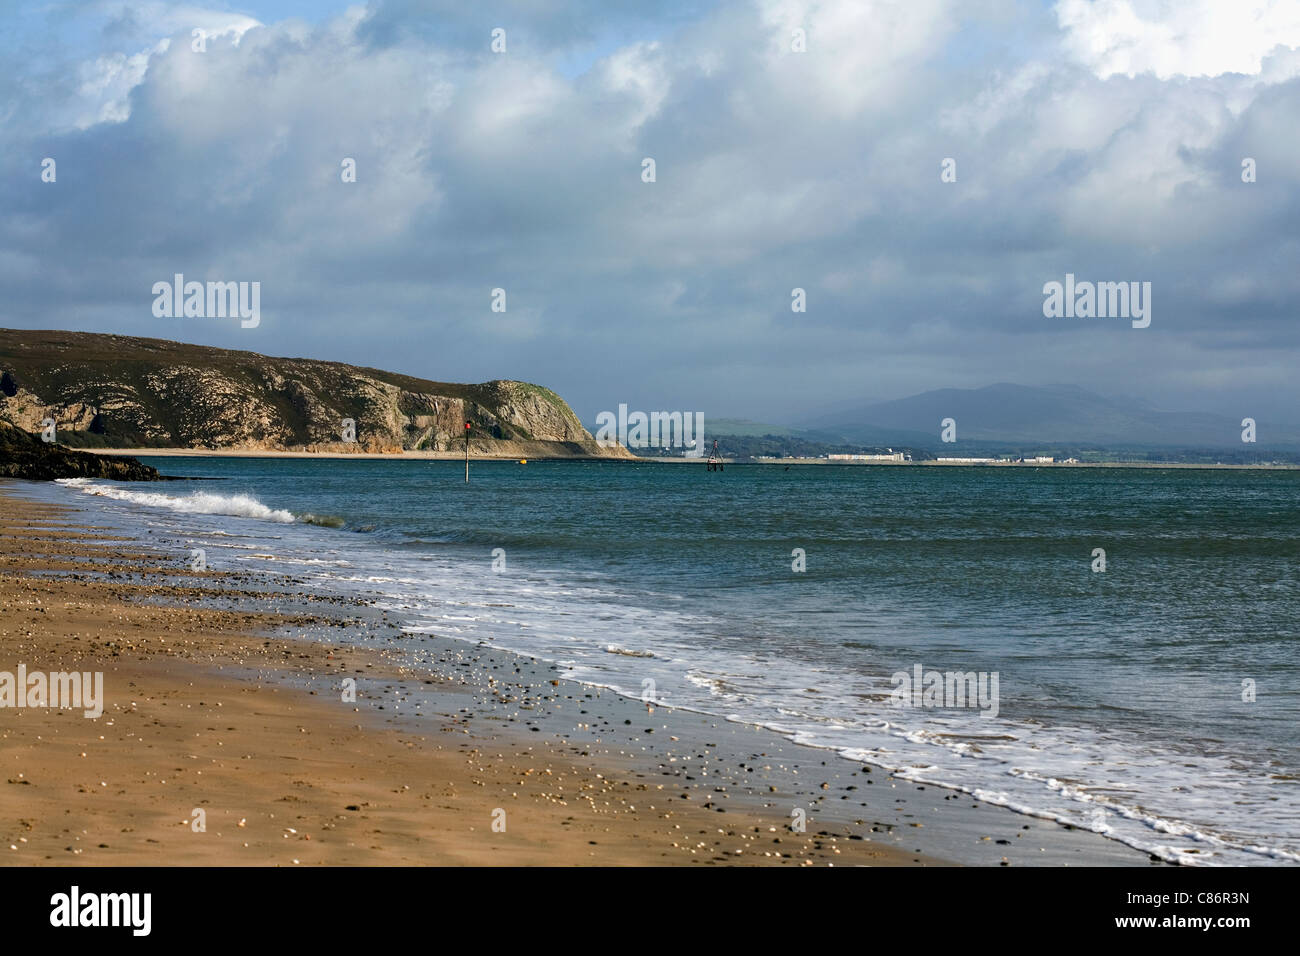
(2, 0, 1299, 424)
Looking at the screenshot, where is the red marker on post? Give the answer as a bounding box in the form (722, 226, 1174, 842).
(464, 421, 471, 482)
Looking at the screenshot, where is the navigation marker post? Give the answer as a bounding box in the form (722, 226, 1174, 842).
(464, 421, 471, 482)
(707, 439, 724, 472)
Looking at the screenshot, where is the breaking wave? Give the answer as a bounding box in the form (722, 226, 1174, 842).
(57, 479, 297, 524)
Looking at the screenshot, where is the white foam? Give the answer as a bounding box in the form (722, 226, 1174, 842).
(605, 644, 655, 658)
(57, 480, 295, 523)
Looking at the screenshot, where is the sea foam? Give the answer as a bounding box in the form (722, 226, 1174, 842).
(57, 480, 296, 523)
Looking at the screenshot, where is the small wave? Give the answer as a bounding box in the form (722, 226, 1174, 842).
(300, 513, 345, 528)
(57, 479, 295, 523)
(605, 644, 655, 658)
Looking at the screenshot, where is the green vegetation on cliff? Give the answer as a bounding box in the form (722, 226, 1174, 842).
(0, 329, 623, 458)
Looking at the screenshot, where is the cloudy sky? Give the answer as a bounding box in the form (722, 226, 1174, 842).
(2, 0, 1298, 424)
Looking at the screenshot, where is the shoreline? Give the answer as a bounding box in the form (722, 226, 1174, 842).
(83, 447, 617, 462)
(0, 483, 930, 865)
(1, 479, 1158, 866)
(81, 447, 1300, 470)
(638, 457, 1300, 470)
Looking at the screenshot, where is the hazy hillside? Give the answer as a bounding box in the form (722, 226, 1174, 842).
(0, 329, 627, 458)
(802, 383, 1300, 451)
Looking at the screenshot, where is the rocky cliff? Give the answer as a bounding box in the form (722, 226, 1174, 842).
(0, 419, 162, 481)
(0, 330, 627, 458)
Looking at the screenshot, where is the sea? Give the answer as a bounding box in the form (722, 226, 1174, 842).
(31, 458, 1300, 865)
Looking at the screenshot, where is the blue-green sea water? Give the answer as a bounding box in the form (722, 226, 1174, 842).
(46, 459, 1300, 865)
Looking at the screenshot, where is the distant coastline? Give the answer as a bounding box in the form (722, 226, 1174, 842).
(640, 455, 1300, 470)
(102, 446, 1300, 470)
(748, 458, 1300, 470)
(91, 447, 617, 461)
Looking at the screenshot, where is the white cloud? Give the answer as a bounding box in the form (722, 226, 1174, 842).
(1056, 0, 1300, 79)
(586, 41, 668, 142)
(757, 0, 961, 113)
(96, 1, 262, 42)
(75, 48, 158, 127)
(60, 3, 263, 130)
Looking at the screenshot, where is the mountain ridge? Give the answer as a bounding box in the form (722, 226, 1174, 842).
(795, 383, 1300, 450)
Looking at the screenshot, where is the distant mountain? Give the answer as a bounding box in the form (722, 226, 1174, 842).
(0, 329, 627, 458)
(800, 383, 1300, 451)
(702, 417, 798, 438)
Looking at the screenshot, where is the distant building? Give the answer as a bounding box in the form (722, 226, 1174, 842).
(828, 452, 905, 461)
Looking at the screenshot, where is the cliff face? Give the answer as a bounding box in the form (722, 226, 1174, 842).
(0, 330, 627, 458)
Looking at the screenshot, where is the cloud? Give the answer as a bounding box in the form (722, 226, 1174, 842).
(1, 0, 1299, 423)
(1056, 0, 1300, 79)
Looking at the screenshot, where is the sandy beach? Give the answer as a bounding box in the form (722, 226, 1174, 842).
(1, 477, 1166, 867)
(0, 481, 940, 866)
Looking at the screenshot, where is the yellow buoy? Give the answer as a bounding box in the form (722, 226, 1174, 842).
(519, 459, 527, 464)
